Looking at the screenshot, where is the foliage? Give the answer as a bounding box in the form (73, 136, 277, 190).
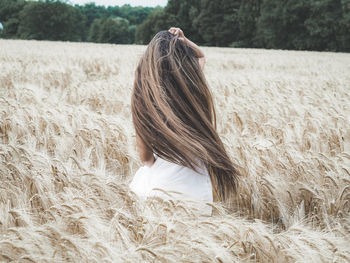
(88, 18, 103, 43)
(107, 4, 153, 25)
(75, 3, 109, 41)
(89, 16, 134, 44)
(194, 0, 240, 46)
(17, 0, 85, 41)
(339, 0, 350, 51)
(134, 0, 349, 51)
(237, 0, 262, 47)
(0, 0, 349, 51)
(304, 0, 343, 51)
(257, 0, 313, 50)
(0, 0, 26, 38)
(77, 3, 152, 42)
(135, 7, 169, 44)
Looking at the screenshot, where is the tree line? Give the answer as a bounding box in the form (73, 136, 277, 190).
(138, 0, 350, 52)
(0, 0, 349, 52)
(0, 0, 153, 43)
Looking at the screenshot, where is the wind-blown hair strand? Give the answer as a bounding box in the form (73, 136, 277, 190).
(131, 30, 239, 203)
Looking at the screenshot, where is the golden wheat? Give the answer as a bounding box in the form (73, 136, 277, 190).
(0, 39, 349, 262)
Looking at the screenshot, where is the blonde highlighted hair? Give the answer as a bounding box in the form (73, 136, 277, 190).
(131, 30, 239, 203)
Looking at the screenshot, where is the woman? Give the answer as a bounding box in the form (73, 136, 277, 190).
(130, 27, 239, 212)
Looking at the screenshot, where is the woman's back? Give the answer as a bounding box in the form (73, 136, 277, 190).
(130, 27, 239, 210)
(130, 155, 213, 215)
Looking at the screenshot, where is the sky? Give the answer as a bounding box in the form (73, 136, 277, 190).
(68, 0, 168, 7)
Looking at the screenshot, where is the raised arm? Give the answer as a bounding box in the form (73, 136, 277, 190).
(168, 27, 206, 70)
(136, 133, 155, 167)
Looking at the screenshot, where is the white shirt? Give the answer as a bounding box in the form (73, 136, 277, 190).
(129, 155, 213, 215)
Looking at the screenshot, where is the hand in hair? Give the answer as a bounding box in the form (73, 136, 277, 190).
(168, 27, 186, 41)
(168, 27, 206, 70)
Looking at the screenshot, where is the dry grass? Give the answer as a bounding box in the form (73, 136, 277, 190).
(0, 39, 349, 262)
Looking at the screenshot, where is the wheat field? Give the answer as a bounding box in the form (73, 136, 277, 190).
(0, 39, 349, 262)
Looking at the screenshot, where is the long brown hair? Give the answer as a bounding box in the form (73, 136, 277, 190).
(131, 30, 239, 203)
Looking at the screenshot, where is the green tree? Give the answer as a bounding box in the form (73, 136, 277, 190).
(256, 0, 286, 49)
(18, 0, 85, 41)
(76, 3, 109, 41)
(108, 4, 153, 25)
(257, 0, 313, 50)
(88, 18, 103, 42)
(0, 0, 26, 38)
(283, 0, 312, 50)
(194, 0, 240, 46)
(99, 17, 130, 44)
(305, 0, 343, 51)
(88, 16, 135, 44)
(135, 7, 169, 44)
(339, 0, 350, 51)
(128, 24, 136, 43)
(78, 3, 153, 42)
(237, 0, 262, 47)
(257, 0, 346, 51)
